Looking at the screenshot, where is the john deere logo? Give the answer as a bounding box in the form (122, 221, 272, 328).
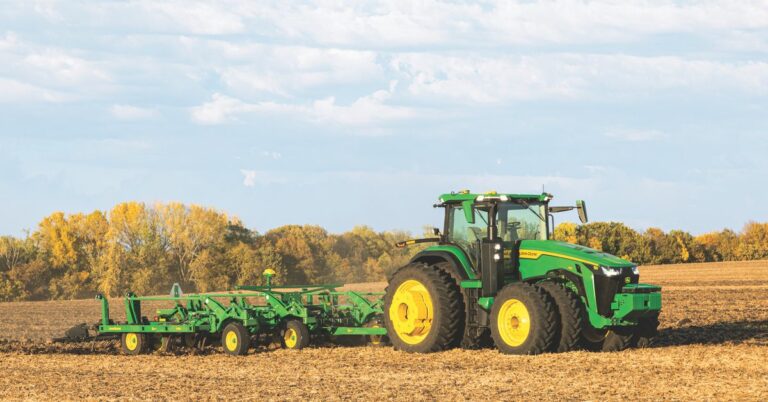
(624, 277, 631, 284)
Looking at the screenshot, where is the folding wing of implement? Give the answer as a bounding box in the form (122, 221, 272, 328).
(85, 270, 387, 355)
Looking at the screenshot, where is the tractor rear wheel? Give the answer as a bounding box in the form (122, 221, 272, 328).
(121, 332, 147, 355)
(281, 319, 310, 350)
(490, 283, 558, 355)
(538, 281, 582, 353)
(384, 263, 463, 353)
(221, 322, 250, 356)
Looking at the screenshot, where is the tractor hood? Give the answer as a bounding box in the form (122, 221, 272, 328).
(518, 240, 635, 268)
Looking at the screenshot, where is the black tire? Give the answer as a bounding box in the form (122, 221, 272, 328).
(632, 312, 660, 348)
(433, 262, 492, 349)
(537, 281, 582, 353)
(281, 319, 310, 350)
(582, 323, 634, 352)
(365, 317, 390, 347)
(602, 328, 634, 352)
(120, 332, 147, 355)
(490, 283, 558, 355)
(384, 262, 463, 353)
(221, 322, 250, 356)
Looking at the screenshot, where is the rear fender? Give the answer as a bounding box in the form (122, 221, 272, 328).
(410, 246, 475, 280)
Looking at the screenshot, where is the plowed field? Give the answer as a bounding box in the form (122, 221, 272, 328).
(1, 261, 767, 401)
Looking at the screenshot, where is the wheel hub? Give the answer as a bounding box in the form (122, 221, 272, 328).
(389, 279, 433, 344)
(225, 330, 238, 351)
(284, 328, 298, 348)
(497, 299, 531, 347)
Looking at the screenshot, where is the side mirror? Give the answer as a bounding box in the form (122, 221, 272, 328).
(576, 200, 588, 224)
(432, 227, 441, 236)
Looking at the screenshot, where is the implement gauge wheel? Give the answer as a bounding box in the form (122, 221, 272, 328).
(490, 283, 558, 355)
(221, 322, 251, 356)
(366, 318, 389, 347)
(121, 332, 147, 355)
(384, 263, 463, 353)
(281, 319, 310, 350)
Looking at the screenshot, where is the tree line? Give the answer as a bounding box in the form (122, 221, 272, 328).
(1, 202, 767, 301)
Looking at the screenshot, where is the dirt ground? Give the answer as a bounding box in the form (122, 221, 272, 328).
(1, 260, 767, 401)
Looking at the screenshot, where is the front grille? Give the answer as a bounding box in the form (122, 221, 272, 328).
(593, 269, 640, 316)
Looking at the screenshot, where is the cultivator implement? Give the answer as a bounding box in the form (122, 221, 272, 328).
(59, 270, 387, 355)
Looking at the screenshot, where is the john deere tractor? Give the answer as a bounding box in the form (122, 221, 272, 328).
(384, 191, 661, 354)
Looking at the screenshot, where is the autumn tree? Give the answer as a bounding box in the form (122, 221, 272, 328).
(737, 222, 768, 260)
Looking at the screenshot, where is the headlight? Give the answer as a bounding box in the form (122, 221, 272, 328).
(600, 266, 623, 277)
(631, 266, 640, 275)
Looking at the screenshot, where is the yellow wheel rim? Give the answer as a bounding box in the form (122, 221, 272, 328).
(389, 279, 433, 345)
(225, 330, 238, 351)
(369, 323, 382, 345)
(284, 328, 298, 349)
(497, 298, 531, 347)
(125, 333, 139, 351)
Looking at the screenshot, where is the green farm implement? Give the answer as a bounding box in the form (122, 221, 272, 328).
(66, 270, 387, 355)
(386, 190, 662, 355)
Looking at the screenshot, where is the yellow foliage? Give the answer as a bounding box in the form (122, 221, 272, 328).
(588, 237, 602, 251)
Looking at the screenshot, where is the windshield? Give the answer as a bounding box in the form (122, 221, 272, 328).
(446, 201, 547, 247)
(497, 202, 547, 242)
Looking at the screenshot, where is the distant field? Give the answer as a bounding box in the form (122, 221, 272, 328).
(0, 260, 766, 400)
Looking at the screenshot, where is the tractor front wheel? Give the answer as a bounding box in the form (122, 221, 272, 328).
(633, 313, 660, 348)
(221, 322, 251, 356)
(490, 283, 558, 355)
(384, 263, 463, 353)
(581, 323, 633, 352)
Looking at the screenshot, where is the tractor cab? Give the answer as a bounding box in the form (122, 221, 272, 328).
(438, 190, 585, 267)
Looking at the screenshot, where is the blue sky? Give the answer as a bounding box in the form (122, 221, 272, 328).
(1, 1, 767, 237)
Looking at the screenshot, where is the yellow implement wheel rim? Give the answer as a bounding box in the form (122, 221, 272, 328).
(389, 279, 434, 345)
(497, 298, 531, 347)
(125, 333, 139, 351)
(284, 328, 298, 349)
(225, 330, 238, 351)
(369, 324, 382, 345)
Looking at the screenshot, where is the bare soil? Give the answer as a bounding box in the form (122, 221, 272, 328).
(1, 261, 767, 400)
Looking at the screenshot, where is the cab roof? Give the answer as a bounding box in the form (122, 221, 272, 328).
(439, 190, 551, 203)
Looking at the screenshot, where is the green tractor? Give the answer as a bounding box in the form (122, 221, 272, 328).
(384, 190, 661, 354)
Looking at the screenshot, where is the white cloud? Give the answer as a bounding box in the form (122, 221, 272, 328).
(232, 1, 768, 48)
(0, 32, 110, 102)
(392, 53, 768, 104)
(240, 169, 257, 187)
(605, 129, 664, 142)
(191, 83, 417, 128)
(207, 44, 383, 97)
(22, 51, 110, 86)
(141, 2, 245, 35)
(261, 151, 282, 160)
(14, 1, 768, 47)
(0, 78, 65, 103)
(110, 104, 158, 120)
